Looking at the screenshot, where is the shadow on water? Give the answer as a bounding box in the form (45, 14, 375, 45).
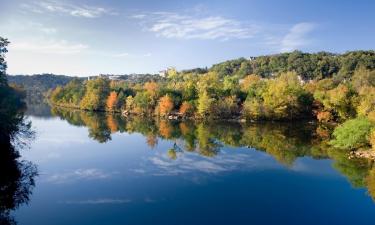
(0, 101, 37, 225)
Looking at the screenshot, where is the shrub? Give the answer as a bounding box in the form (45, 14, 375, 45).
(330, 117, 373, 150)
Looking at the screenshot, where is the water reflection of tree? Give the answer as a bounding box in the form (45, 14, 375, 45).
(0, 100, 37, 224)
(50, 107, 375, 201)
(0, 145, 37, 225)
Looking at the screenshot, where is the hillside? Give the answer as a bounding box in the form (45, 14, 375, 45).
(7, 74, 77, 103)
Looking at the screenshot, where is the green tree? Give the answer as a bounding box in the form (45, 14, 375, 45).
(197, 91, 214, 117)
(330, 117, 373, 150)
(80, 78, 110, 111)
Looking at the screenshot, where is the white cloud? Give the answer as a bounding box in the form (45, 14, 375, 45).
(134, 12, 259, 41)
(10, 39, 88, 54)
(280, 22, 316, 52)
(21, 0, 116, 18)
(112, 52, 130, 57)
(131, 14, 146, 19)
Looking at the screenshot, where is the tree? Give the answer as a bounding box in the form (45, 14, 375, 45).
(240, 74, 261, 92)
(144, 81, 159, 101)
(0, 37, 10, 85)
(80, 78, 110, 111)
(133, 92, 151, 114)
(261, 72, 312, 119)
(179, 101, 194, 117)
(197, 91, 214, 117)
(243, 98, 265, 120)
(214, 96, 238, 118)
(157, 95, 174, 116)
(106, 91, 118, 111)
(125, 95, 135, 112)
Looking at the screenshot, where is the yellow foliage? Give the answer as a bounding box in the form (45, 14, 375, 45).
(241, 74, 261, 92)
(368, 111, 375, 123)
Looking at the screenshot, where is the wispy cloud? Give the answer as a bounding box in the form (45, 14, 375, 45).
(10, 39, 88, 54)
(109, 52, 152, 58)
(280, 22, 316, 52)
(61, 198, 131, 204)
(45, 168, 116, 183)
(21, 0, 116, 18)
(133, 12, 259, 41)
(142, 149, 276, 176)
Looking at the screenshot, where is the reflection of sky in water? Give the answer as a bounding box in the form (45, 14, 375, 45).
(14, 116, 375, 225)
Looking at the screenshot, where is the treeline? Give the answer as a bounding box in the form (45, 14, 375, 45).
(210, 50, 375, 80)
(49, 50, 375, 153)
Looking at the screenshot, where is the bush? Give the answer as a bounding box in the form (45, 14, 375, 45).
(330, 117, 373, 150)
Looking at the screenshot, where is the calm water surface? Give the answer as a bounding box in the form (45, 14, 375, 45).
(10, 106, 375, 225)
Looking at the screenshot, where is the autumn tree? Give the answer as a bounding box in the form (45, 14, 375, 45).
(197, 91, 214, 117)
(106, 91, 118, 112)
(80, 78, 110, 111)
(240, 74, 261, 92)
(179, 101, 194, 117)
(157, 95, 174, 116)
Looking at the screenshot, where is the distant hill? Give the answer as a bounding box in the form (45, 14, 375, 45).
(6, 73, 165, 103)
(7, 74, 79, 103)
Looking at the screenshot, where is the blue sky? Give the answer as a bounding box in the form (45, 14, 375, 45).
(1, 0, 374, 76)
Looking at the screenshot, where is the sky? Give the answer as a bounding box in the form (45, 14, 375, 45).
(1, 0, 374, 76)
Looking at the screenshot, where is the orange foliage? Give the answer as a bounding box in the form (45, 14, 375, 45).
(179, 122, 190, 136)
(144, 82, 158, 97)
(158, 95, 174, 116)
(317, 111, 332, 123)
(106, 91, 118, 111)
(106, 115, 118, 133)
(179, 101, 194, 116)
(146, 135, 158, 148)
(159, 120, 172, 138)
(316, 126, 330, 139)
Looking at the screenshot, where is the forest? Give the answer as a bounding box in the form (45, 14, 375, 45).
(48, 50, 375, 154)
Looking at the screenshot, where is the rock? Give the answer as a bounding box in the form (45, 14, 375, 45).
(348, 149, 375, 161)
